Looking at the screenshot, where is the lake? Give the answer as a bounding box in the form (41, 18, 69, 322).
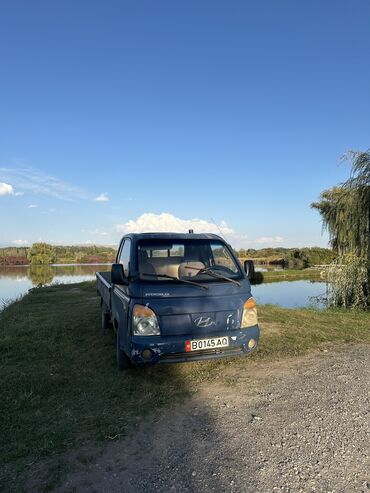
(252, 279, 326, 308)
(0, 264, 326, 310)
(0, 264, 102, 308)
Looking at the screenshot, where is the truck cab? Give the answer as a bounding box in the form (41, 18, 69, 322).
(96, 232, 259, 369)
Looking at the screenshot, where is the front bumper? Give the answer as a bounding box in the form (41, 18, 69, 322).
(129, 325, 260, 365)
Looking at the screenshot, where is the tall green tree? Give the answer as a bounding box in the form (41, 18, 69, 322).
(27, 243, 56, 265)
(342, 150, 370, 260)
(311, 149, 369, 308)
(311, 150, 370, 260)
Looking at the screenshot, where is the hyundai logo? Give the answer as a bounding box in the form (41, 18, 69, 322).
(194, 316, 216, 328)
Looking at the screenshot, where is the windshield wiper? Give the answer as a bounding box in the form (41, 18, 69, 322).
(140, 272, 208, 290)
(185, 266, 241, 287)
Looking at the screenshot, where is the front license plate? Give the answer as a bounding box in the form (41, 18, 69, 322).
(185, 336, 229, 352)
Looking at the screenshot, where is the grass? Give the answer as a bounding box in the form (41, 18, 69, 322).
(0, 282, 369, 491)
(259, 268, 323, 282)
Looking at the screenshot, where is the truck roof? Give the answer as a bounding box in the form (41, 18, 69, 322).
(122, 232, 225, 242)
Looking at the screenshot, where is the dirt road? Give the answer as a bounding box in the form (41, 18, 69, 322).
(44, 345, 370, 492)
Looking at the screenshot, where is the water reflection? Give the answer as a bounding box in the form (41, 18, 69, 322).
(0, 264, 109, 281)
(0, 264, 110, 307)
(28, 266, 54, 286)
(0, 264, 327, 310)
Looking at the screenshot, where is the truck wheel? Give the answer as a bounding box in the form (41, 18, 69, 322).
(101, 303, 112, 330)
(116, 334, 133, 370)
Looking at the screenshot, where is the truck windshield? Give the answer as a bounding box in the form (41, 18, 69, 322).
(137, 240, 241, 282)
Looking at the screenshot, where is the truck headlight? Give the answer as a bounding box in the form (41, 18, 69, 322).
(241, 297, 258, 328)
(132, 304, 160, 336)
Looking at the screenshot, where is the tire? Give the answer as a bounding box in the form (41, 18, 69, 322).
(116, 333, 133, 370)
(101, 303, 112, 330)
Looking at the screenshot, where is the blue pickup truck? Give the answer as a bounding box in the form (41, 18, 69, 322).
(96, 232, 259, 369)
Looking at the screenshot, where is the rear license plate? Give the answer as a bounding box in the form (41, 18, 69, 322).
(185, 336, 229, 352)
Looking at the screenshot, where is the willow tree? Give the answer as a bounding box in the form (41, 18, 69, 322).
(342, 150, 370, 261)
(311, 150, 369, 308)
(311, 150, 370, 260)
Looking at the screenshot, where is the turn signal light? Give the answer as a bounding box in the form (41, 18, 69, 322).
(133, 305, 155, 318)
(244, 298, 256, 310)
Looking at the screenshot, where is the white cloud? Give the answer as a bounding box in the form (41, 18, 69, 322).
(13, 239, 29, 245)
(0, 182, 14, 195)
(0, 167, 89, 201)
(115, 213, 286, 249)
(95, 192, 109, 202)
(255, 236, 284, 244)
(116, 213, 235, 236)
(28, 204, 38, 208)
(15, 191, 24, 196)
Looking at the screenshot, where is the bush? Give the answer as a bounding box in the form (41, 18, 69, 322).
(325, 255, 368, 309)
(27, 243, 56, 265)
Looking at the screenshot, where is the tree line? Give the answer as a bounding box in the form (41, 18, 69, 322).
(1, 243, 335, 268)
(0, 244, 116, 265)
(236, 247, 335, 268)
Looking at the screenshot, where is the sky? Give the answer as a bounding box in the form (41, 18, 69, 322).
(1, 0, 370, 249)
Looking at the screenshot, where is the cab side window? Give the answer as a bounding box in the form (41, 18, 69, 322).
(118, 239, 131, 277)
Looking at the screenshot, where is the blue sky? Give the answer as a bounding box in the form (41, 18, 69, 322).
(1, 0, 369, 249)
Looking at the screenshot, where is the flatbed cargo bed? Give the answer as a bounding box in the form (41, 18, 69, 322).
(96, 271, 112, 310)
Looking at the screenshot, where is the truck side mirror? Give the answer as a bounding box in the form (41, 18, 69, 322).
(111, 263, 128, 285)
(244, 260, 255, 281)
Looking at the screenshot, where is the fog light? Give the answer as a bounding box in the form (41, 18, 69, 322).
(141, 349, 153, 361)
(248, 338, 257, 350)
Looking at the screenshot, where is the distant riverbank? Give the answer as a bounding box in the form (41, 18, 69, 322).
(0, 244, 116, 266)
(256, 268, 323, 282)
(1, 245, 335, 268)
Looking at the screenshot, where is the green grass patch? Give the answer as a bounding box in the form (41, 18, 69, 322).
(260, 268, 323, 282)
(0, 282, 369, 491)
(257, 303, 369, 357)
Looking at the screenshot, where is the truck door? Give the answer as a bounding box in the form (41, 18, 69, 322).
(111, 239, 131, 354)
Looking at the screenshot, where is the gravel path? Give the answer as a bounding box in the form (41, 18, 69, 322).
(54, 345, 369, 493)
